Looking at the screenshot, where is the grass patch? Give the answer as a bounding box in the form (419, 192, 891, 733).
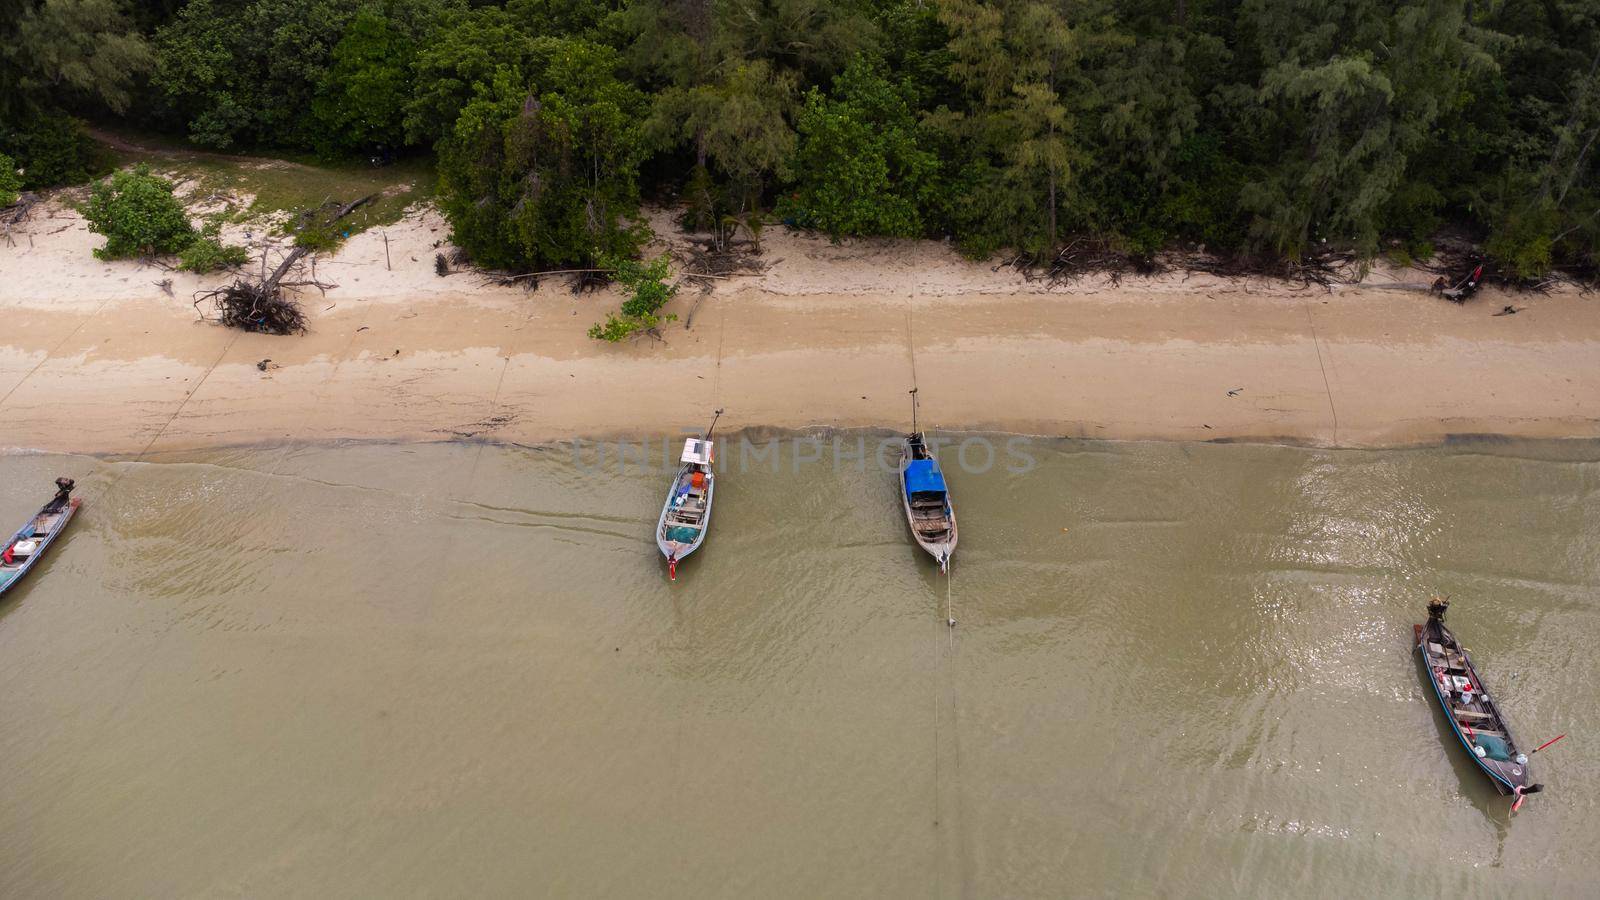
(100, 130, 433, 250)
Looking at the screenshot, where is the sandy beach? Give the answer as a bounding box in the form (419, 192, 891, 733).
(2, 200, 1597, 456)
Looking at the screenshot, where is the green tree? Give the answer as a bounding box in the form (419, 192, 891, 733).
(1231, 0, 1491, 257)
(154, 0, 353, 149)
(0, 1, 147, 189)
(405, 6, 539, 147)
(934, 0, 1082, 253)
(313, 8, 416, 156)
(435, 42, 650, 270)
(784, 56, 939, 237)
(1460, 2, 1600, 275)
(1, 0, 153, 121)
(0, 112, 110, 189)
(83, 165, 195, 260)
(617, 0, 873, 219)
(654, 60, 799, 214)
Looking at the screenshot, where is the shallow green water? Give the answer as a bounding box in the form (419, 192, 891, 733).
(1, 437, 1596, 897)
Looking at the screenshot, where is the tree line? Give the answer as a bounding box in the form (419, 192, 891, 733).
(3, 0, 1597, 278)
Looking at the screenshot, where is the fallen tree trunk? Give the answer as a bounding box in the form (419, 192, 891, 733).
(193, 194, 375, 335)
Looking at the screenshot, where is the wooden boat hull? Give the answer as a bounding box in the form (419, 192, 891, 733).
(898, 437, 956, 572)
(1414, 619, 1530, 797)
(0, 497, 80, 598)
(656, 464, 714, 575)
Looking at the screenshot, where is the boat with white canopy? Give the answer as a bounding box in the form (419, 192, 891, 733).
(656, 409, 722, 579)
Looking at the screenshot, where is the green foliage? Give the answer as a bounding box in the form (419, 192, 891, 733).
(312, 9, 416, 156)
(0, 112, 111, 189)
(154, 0, 350, 149)
(83, 165, 195, 260)
(0, 154, 20, 207)
(783, 56, 939, 238)
(1233, 0, 1492, 258)
(177, 221, 250, 272)
(51, 0, 1600, 274)
(0, 0, 154, 122)
(1485, 198, 1558, 280)
(156, 0, 458, 151)
(435, 42, 650, 270)
(933, 0, 1082, 253)
(651, 60, 799, 213)
(588, 254, 679, 342)
(405, 6, 537, 147)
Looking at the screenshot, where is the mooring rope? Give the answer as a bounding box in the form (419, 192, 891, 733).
(945, 556, 956, 642)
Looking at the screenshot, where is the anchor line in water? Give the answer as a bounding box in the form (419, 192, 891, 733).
(946, 559, 957, 640)
(936, 563, 965, 895)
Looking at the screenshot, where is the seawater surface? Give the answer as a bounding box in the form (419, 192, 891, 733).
(1, 436, 1596, 898)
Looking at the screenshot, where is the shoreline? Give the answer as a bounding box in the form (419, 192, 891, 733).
(3, 202, 1597, 457)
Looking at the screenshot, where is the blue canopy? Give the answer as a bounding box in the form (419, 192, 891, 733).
(905, 458, 947, 496)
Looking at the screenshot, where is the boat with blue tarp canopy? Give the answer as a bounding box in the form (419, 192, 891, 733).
(897, 389, 957, 573)
(904, 459, 947, 497)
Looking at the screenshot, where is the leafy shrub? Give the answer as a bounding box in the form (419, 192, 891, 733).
(178, 222, 249, 272)
(83, 165, 195, 260)
(293, 224, 344, 252)
(0, 113, 111, 189)
(1486, 211, 1555, 280)
(589, 255, 678, 342)
(0, 154, 20, 206)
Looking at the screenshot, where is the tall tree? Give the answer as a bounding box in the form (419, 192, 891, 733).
(935, 0, 1079, 253)
(313, 8, 416, 156)
(1232, 0, 1491, 257)
(616, 0, 874, 219)
(1, 0, 153, 121)
(435, 40, 650, 269)
(154, 0, 354, 148)
(785, 55, 940, 237)
(405, 5, 538, 147)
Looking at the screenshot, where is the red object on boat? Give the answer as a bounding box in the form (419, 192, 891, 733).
(1534, 734, 1567, 754)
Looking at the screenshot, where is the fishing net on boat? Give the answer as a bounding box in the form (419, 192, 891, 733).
(1475, 734, 1513, 761)
(663, 525, 701, 544)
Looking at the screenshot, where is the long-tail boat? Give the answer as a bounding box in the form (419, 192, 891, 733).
(898, 389, 956, 573)
(1415, 598, 1543, 809)
(656, 410, 722, 580)
(0, 477, 80, 598)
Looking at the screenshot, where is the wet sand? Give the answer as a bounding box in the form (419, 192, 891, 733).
(2, 202, 1597, 455)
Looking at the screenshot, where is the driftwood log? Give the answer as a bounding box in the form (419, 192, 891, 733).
(193, 195, 374, 335)
(1, 192, 40, 246)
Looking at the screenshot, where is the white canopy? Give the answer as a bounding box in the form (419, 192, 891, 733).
(681, 438, 713, 465)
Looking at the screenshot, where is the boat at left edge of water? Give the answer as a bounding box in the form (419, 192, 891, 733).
(0, 477, 81, 598)
(656, 410, 723, 580)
